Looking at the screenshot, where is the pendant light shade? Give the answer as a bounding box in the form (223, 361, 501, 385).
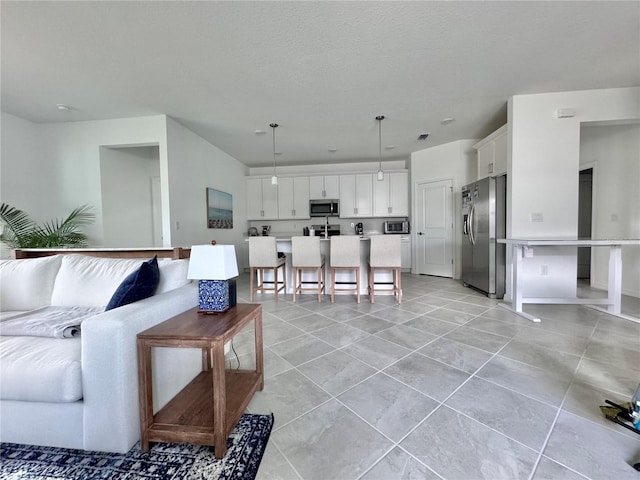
(376, 115, 385, 181)
(270, 123, 278, 185)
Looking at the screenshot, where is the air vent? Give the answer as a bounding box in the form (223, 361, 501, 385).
(417, 133, 430, 141)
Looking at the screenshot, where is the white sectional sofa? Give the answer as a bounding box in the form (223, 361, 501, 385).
(0, 248, 202, 453)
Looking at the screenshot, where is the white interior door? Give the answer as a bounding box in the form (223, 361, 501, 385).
(415, 179, 454, 277)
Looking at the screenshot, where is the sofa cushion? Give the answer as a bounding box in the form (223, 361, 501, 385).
(50, 255, 144, 308)
(105, 256, 160, 311)
(0, 255, 62, 311)
(156, 258, 191, 294)
(0, 335, 82, 402)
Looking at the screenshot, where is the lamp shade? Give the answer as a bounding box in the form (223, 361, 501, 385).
(187, 245, 239, 280)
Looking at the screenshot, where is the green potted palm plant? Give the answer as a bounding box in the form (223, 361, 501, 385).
(0, 203, 95, 248)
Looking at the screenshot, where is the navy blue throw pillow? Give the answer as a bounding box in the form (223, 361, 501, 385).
(105, 256, 160, 311)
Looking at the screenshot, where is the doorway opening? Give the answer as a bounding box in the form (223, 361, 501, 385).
(99, 145, 162, 247)
(577, 167, 593, 280)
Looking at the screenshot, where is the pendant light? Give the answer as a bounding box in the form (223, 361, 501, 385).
(376, 115, 385, 181)
(270, 123, 279, 185)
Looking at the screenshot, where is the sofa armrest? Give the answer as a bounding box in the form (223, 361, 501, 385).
(81, 282, 200, 453)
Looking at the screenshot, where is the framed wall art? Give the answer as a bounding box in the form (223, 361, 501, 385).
(206, 188, 233, 229)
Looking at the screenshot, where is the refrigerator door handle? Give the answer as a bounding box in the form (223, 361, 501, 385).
(469, 203, 477, 245)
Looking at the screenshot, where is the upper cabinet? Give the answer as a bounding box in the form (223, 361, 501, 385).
(248, 170, 408, 220)
(340, 174, 373, 218)
(246, 177, 278, 220)
(474, 125, 508, 179)
(277, 176, 310, 219)
(309, 175, 340, 199)
(372, 171, 409, 217)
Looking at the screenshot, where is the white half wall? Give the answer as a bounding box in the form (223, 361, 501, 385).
(507, 87, 640, 298)
(411, 139, 477, 279)
(580, 123, 640, 298)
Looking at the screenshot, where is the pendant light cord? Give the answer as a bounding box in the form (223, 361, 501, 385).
(376, 115, 385, 178)
(270, 123, 278, 180)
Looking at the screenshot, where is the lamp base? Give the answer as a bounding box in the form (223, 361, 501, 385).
(197, 279, 237, 315)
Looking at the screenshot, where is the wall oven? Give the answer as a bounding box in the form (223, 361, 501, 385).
(310, 199, 339, 217)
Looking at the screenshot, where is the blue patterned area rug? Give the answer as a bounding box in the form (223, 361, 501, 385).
(0, 413, 273, 480)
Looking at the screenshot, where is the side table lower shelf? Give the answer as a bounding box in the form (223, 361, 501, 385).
(143, 369, 262, 450)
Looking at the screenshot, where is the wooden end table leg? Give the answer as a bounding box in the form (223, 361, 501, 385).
(137, 339, 153, 452)
(254, 312, 264, 390)
(212, 339, 227, 459)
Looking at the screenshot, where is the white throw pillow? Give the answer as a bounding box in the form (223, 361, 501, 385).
(0, 255, 62, 311)
(50, 255, 144, 308)
(156, 259, 191, 294)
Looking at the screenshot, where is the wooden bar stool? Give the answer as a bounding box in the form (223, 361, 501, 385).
(368, 235, 402, 304)
(291, 236, 325, 302)
(330, 235, 361, 303)
(249, 237, 286, 302)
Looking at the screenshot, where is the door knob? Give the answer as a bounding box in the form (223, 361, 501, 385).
(418, 232, 424, 236)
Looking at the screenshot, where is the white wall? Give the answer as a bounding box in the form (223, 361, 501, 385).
(507, 87, 640, 298)
(1, 113, 51, 220)
(165, 117, 249, 265)
(580, 123, 640, 297)
(0, 113, 249, 263)
(411, 139, 477, 278)
(100, 146, 160, 247)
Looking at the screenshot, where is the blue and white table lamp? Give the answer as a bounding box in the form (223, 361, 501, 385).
(187, 244, 239, 314)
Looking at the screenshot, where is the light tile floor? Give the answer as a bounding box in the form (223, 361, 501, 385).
(230, 273, 640, 480)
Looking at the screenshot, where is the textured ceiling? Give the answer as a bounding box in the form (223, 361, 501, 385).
(2, 1, 639, 167)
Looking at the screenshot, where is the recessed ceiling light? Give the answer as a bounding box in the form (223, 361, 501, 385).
(328, 148, 338, 153)
(440, 117, 454, 125)
(385, 145, 395, 150)
(56, 104, 71, 111)
(254, 129, 266, 134)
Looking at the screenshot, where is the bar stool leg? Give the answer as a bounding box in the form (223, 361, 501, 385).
(249, 267, 255, 302)
(397, 268, 402, 304)
(282, 264, 287, 299)
(331, 268, 336, 303)
(274, 267, 279, 302)
(356, 267, 360, 304)
(317, 266, 322, 303)
(369, 267, 375, 303)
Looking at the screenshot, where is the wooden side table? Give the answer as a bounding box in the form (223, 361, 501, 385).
(137, 303, 263, 459)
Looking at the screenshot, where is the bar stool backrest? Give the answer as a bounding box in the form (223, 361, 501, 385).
(330, 235, 361, 267)
(291, 236, 322, 267)
(369, 235, 401, 267)
(249, 237, 278, 267)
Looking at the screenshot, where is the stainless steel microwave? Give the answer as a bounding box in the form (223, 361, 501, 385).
(383, 220, 410, 234)
(309, 199, 339, 217)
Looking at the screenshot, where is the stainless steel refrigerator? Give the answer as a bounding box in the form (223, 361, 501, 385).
(461, 175, 506, 298)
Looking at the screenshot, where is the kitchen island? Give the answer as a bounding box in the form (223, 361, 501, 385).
(245, 235, 399, 297)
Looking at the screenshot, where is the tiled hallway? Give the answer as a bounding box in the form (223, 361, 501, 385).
(231, 273, 640, 480)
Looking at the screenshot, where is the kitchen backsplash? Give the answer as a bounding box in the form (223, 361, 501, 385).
(248, 217, 407, 236)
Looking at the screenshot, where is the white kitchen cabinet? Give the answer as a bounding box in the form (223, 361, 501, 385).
(309, 175, 340, 199)
(340, 174, 373, 218)
(373, 171, 408, 217)
(401, 236, 411, 271)
(474, 124, 507, 179)
(277, 176, 310, 219)
(246, 177, 278, 220)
